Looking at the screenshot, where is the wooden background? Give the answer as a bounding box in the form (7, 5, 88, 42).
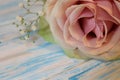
(0, 0, 120, 80)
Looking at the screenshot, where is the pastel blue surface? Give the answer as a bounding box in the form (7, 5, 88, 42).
(0, 0, 120, 80)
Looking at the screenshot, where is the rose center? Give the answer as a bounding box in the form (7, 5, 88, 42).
(78, 17, 97, 39)
(78, 17, 118, 41)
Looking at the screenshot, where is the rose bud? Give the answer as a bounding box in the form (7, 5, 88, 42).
(44, 0, 120, 60)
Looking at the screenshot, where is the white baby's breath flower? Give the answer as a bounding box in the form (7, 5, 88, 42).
(19, 3, 24, 8)
(24, 35, 29, 40)
(16, 16, 23, 21)
(38, 11, 44, 16)
(31, 25, 37, 31)
(20, 30, 25, 35)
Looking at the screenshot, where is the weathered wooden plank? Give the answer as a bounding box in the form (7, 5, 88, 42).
(0, 0, 120, 80)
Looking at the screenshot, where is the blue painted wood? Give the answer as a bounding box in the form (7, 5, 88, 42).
(0, 0, 120, 80)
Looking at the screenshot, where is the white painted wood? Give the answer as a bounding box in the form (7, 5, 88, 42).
(0, 0, 120, 80)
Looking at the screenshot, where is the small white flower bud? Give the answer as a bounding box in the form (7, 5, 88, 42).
(31, 25, 37, 31)
(19, 3, 24, 8)
(38, 11, 44, 16)
(16, 16, 23, 21)
(20, 30, 25, 35)
(24, 36, 29, 40)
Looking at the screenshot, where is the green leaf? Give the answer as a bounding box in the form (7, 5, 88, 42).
(37, 16, 55, 43)
(42, 0, 47, 4)
(63, 48, 90, 60)
(63, 48, 81, 59)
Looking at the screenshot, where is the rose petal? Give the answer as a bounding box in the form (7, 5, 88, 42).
(64, 19, 79, 46)
(95, 0, 113, 14)
(96, 0, 120, 19)
(79, 25, 120, 56)
(45, 0, 57, 18)
(104, 21, 113, 32)
(96, 7, 117, 23)
(67, 5, 85, 24)
(66, 3, 96, 24)
(65, 5, 78, 17)
(96, 21, 108, 47)
(56, 18, 66, 30)
(96, 1, 120, 24)
(93, 25, 103, 38)
(82, 18, 95, 34)
(83, 36, 98, 47)
(112, 1, 120, 21)
(65, 4, 95, 46)
(114, 0, 120, 12)
(79, 7, 93, 18)
(51, 0, 78, 30)
(64, 5, 85, 45)
(96, 20, 104, 32)
(69, 22, 84, 41)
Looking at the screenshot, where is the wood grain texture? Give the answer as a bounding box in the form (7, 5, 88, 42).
(0, 0, 120, 80)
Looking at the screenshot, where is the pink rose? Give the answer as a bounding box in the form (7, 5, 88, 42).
(45, 0, 120, 60)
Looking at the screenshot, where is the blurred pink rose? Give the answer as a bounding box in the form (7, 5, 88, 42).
(45, 0, 120, 60)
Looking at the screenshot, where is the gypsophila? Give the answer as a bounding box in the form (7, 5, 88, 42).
(19, 3, 24, 8)
(19, 29, 25, 35)
(16, 16, 23, 22)
(13, 0, 45, 42)
(31, 25, 37, 31)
